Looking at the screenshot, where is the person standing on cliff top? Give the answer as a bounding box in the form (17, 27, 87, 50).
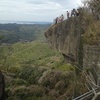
(57, 17, 60, 23)
(67, 11, 70, 19)
(61, 14, 64, 21)
(54, 17, 58, 24)
(71, 9, 76, 17)
(76, 9, 80, 16)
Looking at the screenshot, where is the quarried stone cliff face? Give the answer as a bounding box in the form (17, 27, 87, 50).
(45, 18, 82, 63)
(83, 44, 100, 74)
(45, 11, 100, 99)
(45, 16, 100, 71)
(0, 71, 5, 100)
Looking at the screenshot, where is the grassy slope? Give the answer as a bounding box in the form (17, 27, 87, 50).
(0, 41, 84, 100)
(0, 41, 72, 72)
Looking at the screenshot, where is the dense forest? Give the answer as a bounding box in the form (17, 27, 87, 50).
(0, 24, 50, 44)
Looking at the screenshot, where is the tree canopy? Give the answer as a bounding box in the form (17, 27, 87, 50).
(84, 0, 100, 19)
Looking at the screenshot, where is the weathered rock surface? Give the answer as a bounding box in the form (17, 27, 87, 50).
(83, 44, 100, 72)
(45, 17, 100, 80)
(45, 18, 82, 63)
(45, 17, 100, 70)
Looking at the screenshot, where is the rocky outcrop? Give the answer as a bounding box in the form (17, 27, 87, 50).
(45, 10, 100, 100)
(45, 17, 82, 64)
(83, 44, 100, 71)
(45, 16, 100, 73)
(0, 71, 5, 100)
(83, 43, 100, 84)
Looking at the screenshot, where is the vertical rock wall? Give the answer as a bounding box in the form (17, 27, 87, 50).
(45, 18, 81, 63)
(83, 44, 100, 74)
(45, 17, 100, 74)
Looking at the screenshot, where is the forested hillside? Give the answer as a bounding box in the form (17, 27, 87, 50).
(0, 24, 50, 43)
(0, 41, 86, 100)
(0, 41, 65, 71)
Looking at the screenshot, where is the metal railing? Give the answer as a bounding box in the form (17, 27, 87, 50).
(73, 88, 100, 100)
(73, 65, 100, 100)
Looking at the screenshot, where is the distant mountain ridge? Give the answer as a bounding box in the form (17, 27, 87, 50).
(0, 20, 52, 24)
(0, 24, 50, 44)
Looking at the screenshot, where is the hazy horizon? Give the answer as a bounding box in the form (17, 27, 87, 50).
(0, 20, 52, 24)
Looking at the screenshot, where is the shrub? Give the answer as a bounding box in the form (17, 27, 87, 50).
(12, 78, 27, 86)
(18, 66, 43, 84)
(8, 66, 20, 74)
(55, 81, 65, 91)
(29, 85, 47, 97)
(83, 21, 100, 45)
(48, 89, 59, 98)
(58, 63, 74, 71)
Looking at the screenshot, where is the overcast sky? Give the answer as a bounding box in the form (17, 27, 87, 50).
(0, 0, 82, 22)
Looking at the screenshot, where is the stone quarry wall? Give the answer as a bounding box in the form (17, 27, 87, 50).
(45, 12, 100, 100)
(45, 17, 100, 72)
(83, 44, 100, 74)
(45, 18, 81, 63)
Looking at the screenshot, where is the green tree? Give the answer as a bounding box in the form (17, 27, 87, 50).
(84, 0, 100, 19)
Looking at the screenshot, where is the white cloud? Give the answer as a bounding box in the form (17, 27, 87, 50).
(0, 0, 82, 22)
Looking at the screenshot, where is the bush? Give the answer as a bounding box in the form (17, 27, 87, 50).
(18, 66, 43, 84)
(29, 85, 47, 97)
(58, 63, 74, 71)
(12, 78, 27, 85)
(55, 81, 65, 91)
(18, 66, 35, 79)
(7, 86, 30, 99)
(48, 89, 59, 98)
(83, 21, 100, 45)
(8, 66, 20, 74)
(25, 95, 55, 100)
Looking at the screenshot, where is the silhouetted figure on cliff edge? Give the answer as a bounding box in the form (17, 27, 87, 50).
(61, 14, 64, 21)
(71, 9, 76, 17)
(76, 9, 80, 16)
(67, 11, 70, 19)
(55, 17, 58, 24)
